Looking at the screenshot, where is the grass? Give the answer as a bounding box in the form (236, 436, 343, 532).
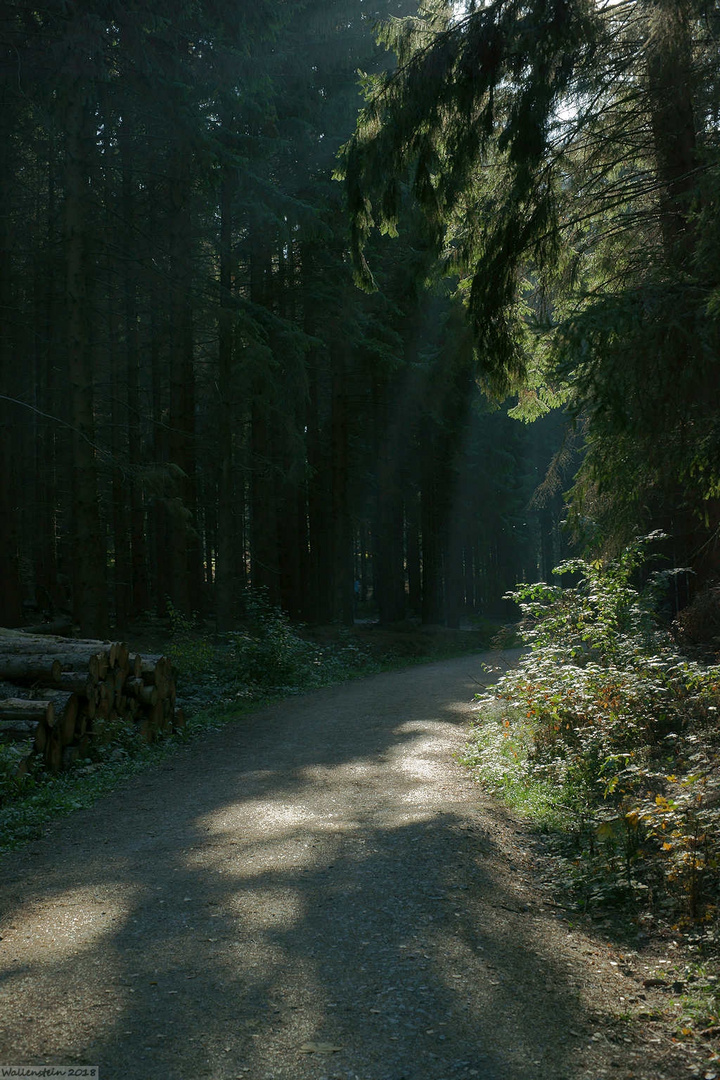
(460, 700, 568, 826)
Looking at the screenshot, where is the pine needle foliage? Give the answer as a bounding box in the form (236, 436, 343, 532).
(340, 0, 601, 393)
(341, 0, 720, 557)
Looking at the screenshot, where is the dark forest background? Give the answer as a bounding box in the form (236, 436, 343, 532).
(0, 1, 569, 638)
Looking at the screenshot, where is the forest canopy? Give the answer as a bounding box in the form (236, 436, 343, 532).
(341, 0, 720, 571)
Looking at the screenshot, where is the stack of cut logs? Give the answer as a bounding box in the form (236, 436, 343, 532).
(0, 628, 183, 773)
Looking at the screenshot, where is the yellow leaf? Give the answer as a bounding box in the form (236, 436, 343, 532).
(662, 842, 673, 851)
(626, 810, 640, 826)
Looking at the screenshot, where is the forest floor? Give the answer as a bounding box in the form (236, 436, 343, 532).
(0, 651, 710, 1080)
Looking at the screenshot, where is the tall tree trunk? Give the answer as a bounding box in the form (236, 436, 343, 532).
(250, 396, 280, 603)
(216, 158, 239, 630)
(405, 492, 422, 617)
(375, 482, 406, 623)
(104, 121, 131, 630)
(306, 350, 333, 623)
(119, 120, 150, 616)
(278, 458, 307, 621)
(33, 140, 64, 617)
(167, 161, 201, 614)
(248, 231, 280, 604)
(277, 382, 308, 620)
(275, 239, 308, 620)
(110, 356, 131, 629)
(302, 242, 333, 624)
(331, 350, 354, 625)
(645, 0, 698, 259)
(463, 535, 475, 614)
(444, 511, 464, 630)
(421, 462, 444, 625)
(150, 303, 171, 616)
(64, 91, 108, 637)
(0, 121, 23, 626)
(374, 381, 407, 624)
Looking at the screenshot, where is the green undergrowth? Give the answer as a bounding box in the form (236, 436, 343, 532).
(0, 594, 495, 856)
(168, 592, 498, 713)
(463, 534, 720, 932)
(166, 595, 382, 713)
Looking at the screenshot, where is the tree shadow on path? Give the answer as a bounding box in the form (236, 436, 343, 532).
(0, 653, 595, 1080)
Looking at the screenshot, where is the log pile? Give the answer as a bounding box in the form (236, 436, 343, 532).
(0, 628, 184, 773)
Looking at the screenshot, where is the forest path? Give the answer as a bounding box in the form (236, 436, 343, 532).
(0, 653, 691, 1080)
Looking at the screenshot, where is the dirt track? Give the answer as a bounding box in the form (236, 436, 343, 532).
(0, 653, 696, 1079)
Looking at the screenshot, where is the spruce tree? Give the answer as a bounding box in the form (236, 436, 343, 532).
(341, 0, 720, 570)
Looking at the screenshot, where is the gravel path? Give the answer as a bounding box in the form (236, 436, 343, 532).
(0, 653, 697, 1079)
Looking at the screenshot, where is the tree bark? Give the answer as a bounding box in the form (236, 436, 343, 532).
(645, 0, 698, 260)
(331, 349, 354, 625)
(106, 123, 132, 630)
(249, 229, 281, 605)
(216, 153, 240, 630)
(119, 118, 150, 617)
(0, 106, 23, 627)
(405, 492, 422, 617)
(64, 89, 108, 637)
(167, 157, 200, 614)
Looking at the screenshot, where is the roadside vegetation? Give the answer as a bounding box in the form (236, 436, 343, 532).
(464, 536, 720, 1046)
(0, 596, 495, 855)
(465, 535, 720, 930)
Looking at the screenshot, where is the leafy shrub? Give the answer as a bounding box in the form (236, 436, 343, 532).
(466, 535, 720, 922)
(223, 590, 316, 690)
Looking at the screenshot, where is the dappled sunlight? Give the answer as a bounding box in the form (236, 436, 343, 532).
(225, 886, 305, 932)
(186, 837, 321, 876)
(0, 811, 587, 1078)
(394, 718, 444, 734)
(396, 754, 446, 780)
(196, 799, 316, 838)
(0, 656, 604, 1078)
(0, 884, 136, 965)
(300, 760, 380, 780)
(0, 899, 141, 1059)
